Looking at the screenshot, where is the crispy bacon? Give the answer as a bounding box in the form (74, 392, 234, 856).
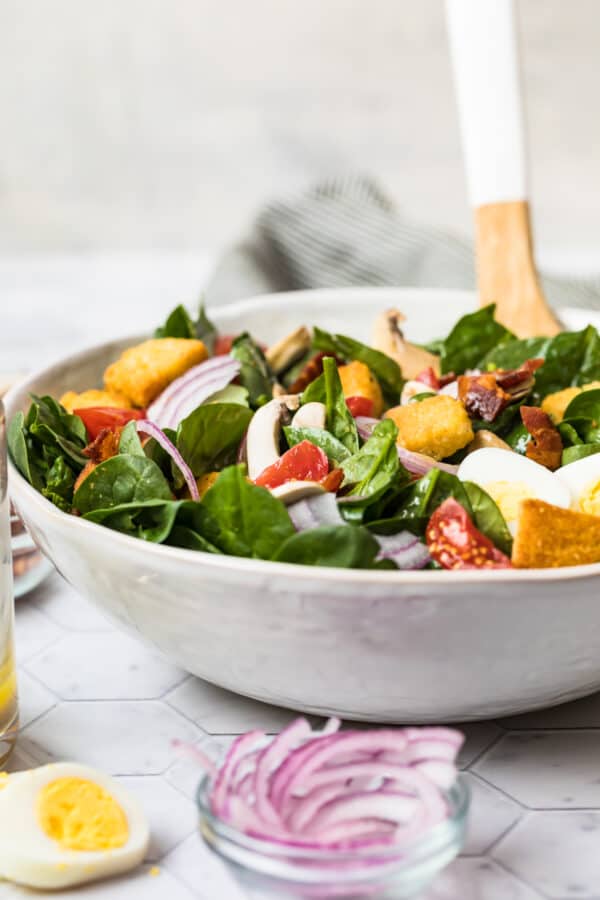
(320, 467, 344, 493)
(520, 406, 563, 470)
(458, 358, 544, 422)
(83, 426, 123, 463)
(287, 352, 345, 394)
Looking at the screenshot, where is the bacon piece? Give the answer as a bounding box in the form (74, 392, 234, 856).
(520, 406, 563, 470)
(287, 352, 343, 394)
(458, 373, 510, 421)
(83, 426, 123, 463)
(416, 367, 456, 390)
(320, 467, 344, 493)
(458, 358, 544, 422)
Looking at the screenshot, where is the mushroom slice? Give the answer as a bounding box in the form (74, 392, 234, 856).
(466, 430, 512, 453)
(271, 481, 326, 505)
(291, 402, 326, 430)
(246, 395, 300, 480)
(372, 309, 440, 380)
(265, 327, 311, 375)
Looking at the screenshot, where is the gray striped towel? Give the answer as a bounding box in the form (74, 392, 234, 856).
(206, 175, 600, 311)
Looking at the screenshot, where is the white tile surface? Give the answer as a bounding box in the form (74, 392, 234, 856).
(462, 774, 523, 856)
(493, 811, 600, 899)
(164, 832, 247, 900)
(15, 669, 56, 728)
(474, 731, 600, 808)
(424, 857, 543, 899)
(30, 573, 113, 632)
(166, 676, 301, 734)
(117, 776, 199, 862)
(13, 602, 61, 663)
(21, 700, 201, 774)
(24, 632, 186, 700)
(501, 692, 600, 729)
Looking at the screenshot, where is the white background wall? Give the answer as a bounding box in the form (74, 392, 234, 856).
(1, 0, 599, 264)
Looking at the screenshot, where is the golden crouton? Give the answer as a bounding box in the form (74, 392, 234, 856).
(196, 472, 219, 499)
(541, 381, 600, 423)
(338, 361, 384, 417)
(384, 395, 474, 461)
(104, 338, 208, 408)
(512, 498, 600, 568)
(60, 389, 132, 413)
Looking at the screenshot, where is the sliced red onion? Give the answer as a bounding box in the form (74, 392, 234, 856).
(148, 356, 241, 429)
(187, 717, 463, 855)
(135, 420, 199, 501)
(375, 532, 431, 570)
(397, 447, 459, 477)
(287, 493, 345, 531)
(355, 416, 379, 441)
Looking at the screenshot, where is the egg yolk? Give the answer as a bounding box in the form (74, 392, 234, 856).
(578, 479, 600, 517)
(38, 778, 129, 851)
(483, 481, 536, 523)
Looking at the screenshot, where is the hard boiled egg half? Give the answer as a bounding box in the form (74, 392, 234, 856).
(0, 762, 149, 890)
(457, 448, 571, 534)
(556, 452, 600, 516)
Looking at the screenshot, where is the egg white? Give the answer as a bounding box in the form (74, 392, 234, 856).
(0, 762, 149, 890)
(457, 448, 571, 533)
(556, 453, 600, 515)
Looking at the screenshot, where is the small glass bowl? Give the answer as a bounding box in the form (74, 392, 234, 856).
(196, 774, 470, 899)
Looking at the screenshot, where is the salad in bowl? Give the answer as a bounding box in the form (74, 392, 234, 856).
(9, 300, 600, 573)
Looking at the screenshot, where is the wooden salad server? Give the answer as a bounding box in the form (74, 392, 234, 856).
(445, 0, 561, 338)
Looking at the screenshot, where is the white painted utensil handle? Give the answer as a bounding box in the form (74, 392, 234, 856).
(445, 0, 527, 207)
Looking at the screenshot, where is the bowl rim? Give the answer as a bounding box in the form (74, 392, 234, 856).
(6, 286, 600, 587)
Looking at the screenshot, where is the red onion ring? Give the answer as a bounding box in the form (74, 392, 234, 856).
(148, 356, 241, 429)
(135, 420, 199, 501)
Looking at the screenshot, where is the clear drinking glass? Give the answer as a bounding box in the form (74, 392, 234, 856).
(0, 399, 18, 763)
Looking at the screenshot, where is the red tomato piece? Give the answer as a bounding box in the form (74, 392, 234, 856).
(345, 396, 374, 418)
(213, 335, 237, 356)
(254, 441, 329, 489)
(74, 407, 146, 442)
(425, 498, 512, 570)
(415, 367, 456, 390)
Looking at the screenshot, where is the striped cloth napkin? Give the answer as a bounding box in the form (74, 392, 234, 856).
(206, 175, 600, 311)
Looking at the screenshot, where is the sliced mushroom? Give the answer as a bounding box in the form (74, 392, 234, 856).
(246, 395, 300, 480)
(466, 430, 512, 453)
(290, 402, 326, 430)
(265, 327, 311, 375)
(271, 481, 326, 505)
(372, 309, 440, 380)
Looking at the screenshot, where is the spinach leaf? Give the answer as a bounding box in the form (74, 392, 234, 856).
(323, 357, 359, 454)
(562, 388, 600, 424)
(435, 306, 513, 375)
(284, 426, 351, 466)
(154, 304, 196, 339)
(230, 333, 274, 408)
(42, 456, 77, 512)
(84, 499, 181, 542)
(167, 524, 221, 553)
(558, 421, 583, 447)
(341, 419, 402, 497)
(7, 411, 40, 488)
(504, 422, 531, 454)
(201, 465, 295, 560)
(369, 469, 471, 536)
(119, 421, 145, 456)
(274, 525, 381, 569)
(478, 337, 547, 372)
(462, 481, 512, 555)
(562, 444, 600, 466)
(176, 403, 253, 478)
(411, 392, 437, 402)
(313, 326, 403, 404)
(27, 395, 87, 467)
(154, 302, 218, 353)
(205, 384, 249, 406)
(74, 455, 172, 514)
(301, 373, 325, 404)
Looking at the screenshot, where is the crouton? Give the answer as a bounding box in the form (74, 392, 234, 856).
(104, 338, 208, 408)
(60, 389, 131, 414)
(384, 395, 474, 461)
(541, 381, 600, 423)
(196, 471, 219, 499)
(338, 361, 384, 417)
(512, 498, 600, 568)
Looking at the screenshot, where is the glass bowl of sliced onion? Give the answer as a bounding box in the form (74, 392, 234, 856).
(193, 718, 470, 899)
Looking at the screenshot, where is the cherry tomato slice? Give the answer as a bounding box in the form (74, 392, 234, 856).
(213, 335, 237, 355)
(425, 497, 512, 570)
(74, 407, 146, 442)
(254, 441, 329, 489)
(346, 396, 374, 418)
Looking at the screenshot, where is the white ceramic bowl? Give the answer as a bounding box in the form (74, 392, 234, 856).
(6, 288, 600, 722)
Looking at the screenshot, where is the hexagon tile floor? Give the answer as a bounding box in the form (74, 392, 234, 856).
(6, 572, 600, 899)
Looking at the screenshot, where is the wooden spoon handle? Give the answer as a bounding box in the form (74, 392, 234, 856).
(445, 0, 561, 337)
